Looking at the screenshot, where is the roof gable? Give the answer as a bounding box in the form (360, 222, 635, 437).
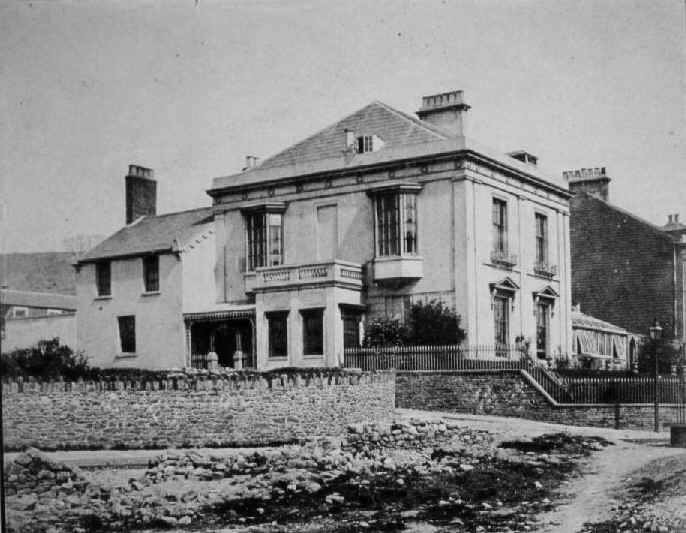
(78, 207, 214, 263)
(256, 101, 449, 171)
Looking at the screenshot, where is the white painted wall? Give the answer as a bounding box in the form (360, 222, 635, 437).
(3, 314, 76, 352)
(76, 254, 185, 368)
(181, 224, 216, 313)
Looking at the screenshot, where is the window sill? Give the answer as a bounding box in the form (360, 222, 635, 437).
(141, 291, 160, 297)
(94, 295, 112, 301)
(115, 353, 137, 359)
(485, 262, 520, 273)
(268, 356, 288, 361)
(303, 354, 324, 359)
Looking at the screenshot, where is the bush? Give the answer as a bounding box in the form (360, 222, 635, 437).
(405, 300, 465, 345)
(1, 338, 89, 380)
(363, 300, 466, 347)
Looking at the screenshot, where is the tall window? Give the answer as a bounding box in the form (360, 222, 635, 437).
(96, 261, 111, 296)
(118, 315, 136, 353)
(536, 302, 549, 359)
(246, 211, 283, 270)
(535, 213, 548, 264)
(342, 309, 362, 349)
(267, 311, 288, 358)
(143, 255, 159, 292)
(301, 308, 324, 356)
(492, 198, 508, 253)
(375, 191, 418, 257)
(493, 296, 509, 350)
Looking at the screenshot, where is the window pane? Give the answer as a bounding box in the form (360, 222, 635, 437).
(493, 296, 509, 349)
(536, 303, 549, 359)
(403, 193, 417, 254)
(267, 312, 288, 358)
(492, 199, 507, 253)
(376, 193, 401, 256)
(267, 213, 283, 266)
(302, 309, 324, 355)
(96, 262, 111, 296)
(247, 213, 266, 270)
(535, 214, 547, 264)
(118, 315, 136, 353)
(143, 256, 159, 292)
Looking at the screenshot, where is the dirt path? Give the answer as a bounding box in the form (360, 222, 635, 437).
(535, 441, 686, 533)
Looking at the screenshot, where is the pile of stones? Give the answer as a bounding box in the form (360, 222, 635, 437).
(343, 418, 492, 455)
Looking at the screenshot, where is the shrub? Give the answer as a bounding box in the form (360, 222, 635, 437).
(363, 317, 409, 347)
(637, 339, 684, 374)
(1, 338, 89, 380)
(362, 300, 466, 347)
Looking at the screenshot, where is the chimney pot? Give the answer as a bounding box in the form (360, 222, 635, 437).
(564, 166, 611, 202)
(675, 214, 680, 224)
(416, 90, 470, 137)
(668, 215, 673, 224)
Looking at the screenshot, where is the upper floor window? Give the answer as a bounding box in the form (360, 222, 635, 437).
(143, 255, 159, 292)
(492, 198, 508, 253)
(96, 261, 111, 296)
(355, 134, 384, 154)
(245, 207, 284, 271)
(535, 213, 548, 264)
(373, 185, 420, 257)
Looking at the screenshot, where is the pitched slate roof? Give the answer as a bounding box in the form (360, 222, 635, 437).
(78, 207, 214, 263)
(257, 101, 450, 170)
(0, 252, 77, 295)
(0, 289, 77, 310)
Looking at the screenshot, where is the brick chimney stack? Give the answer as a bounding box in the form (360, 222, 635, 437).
(563, 167, 610, 202)
(416, 90, 470, 137)
(125, 164, 156, 224)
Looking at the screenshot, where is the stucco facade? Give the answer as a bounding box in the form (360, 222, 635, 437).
(208, 92, 573, 366)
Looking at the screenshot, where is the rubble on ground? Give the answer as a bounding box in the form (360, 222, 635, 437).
(4, 419, 612, 532)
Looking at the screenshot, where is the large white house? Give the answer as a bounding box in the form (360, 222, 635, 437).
(76, 91, 573, 369)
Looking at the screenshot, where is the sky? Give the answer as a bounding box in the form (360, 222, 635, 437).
(1, 0, 685, 253)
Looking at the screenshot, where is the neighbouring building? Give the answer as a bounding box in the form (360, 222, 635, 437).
(75, 166, 224, 369)
(1, 289, 77, 351)
(567, 168, 686, 342)
(76, 90, 574, 369)
(0, 252, 78, 351)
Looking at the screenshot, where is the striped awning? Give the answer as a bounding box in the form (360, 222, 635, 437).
(184, 309, 255, 322)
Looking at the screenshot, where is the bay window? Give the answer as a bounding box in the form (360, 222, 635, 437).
(245, 205, 285, 271)
(373, 185, 420, 257)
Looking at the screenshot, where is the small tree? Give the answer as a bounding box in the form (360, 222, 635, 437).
(405, 300, 466, 346)
(637, 339, 684, 374)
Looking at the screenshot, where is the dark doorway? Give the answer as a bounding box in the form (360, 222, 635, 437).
(190, 319, 254, 368)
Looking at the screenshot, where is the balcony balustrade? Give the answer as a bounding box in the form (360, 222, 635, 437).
(490, 249, 518, 269)
(533, 261, 558, 279)
(244, 260, 363, 293)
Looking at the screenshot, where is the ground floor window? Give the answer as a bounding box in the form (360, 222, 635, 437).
(536, 302, 550, 359)
(342, 314, 361, 349)
(267, 311, 288, 358)
(117, 315, 136, 353)
(301, 308, 324, 356)
(493, 296, 509, 354)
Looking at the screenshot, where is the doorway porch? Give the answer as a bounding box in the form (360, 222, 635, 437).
(184, 309, 256, 369)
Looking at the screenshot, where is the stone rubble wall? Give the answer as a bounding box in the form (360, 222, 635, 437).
(2, 370, 395, 451)
(396, 370, 684, 431)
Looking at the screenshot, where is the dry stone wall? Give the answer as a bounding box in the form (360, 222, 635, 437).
(2, 370, 395, 451)
(396, 370, 684, 431)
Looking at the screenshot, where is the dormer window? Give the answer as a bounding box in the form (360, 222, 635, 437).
(355, 135, 384, 154)
(370, 184, 421, 257)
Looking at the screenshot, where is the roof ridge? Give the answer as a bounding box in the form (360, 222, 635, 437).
(579, 193, 675, 240)
(372, 100, 452, 139)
